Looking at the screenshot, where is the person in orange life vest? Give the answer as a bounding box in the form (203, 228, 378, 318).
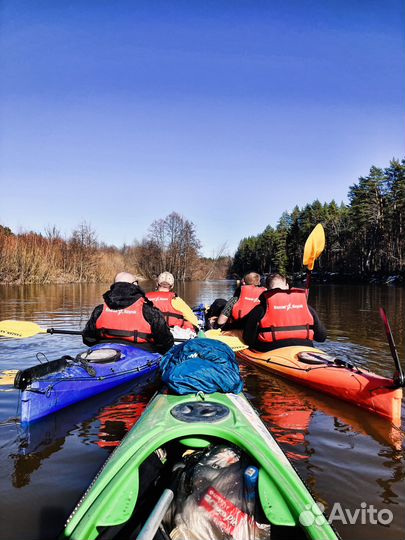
(146, 272, 199, 331)
(216, 272, 266, 329)
(82, 272, 174, 354)
(243, 273, 326, 352)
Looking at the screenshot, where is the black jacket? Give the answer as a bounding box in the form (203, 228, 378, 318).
(243, 291, 327, 352)
(82, 282, 174, 354)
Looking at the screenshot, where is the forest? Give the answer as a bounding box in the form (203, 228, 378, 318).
(230, 158, 405, 282)
(1, 158, 404, 285)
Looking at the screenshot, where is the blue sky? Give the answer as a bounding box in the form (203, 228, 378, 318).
(1, 1, 404, 256)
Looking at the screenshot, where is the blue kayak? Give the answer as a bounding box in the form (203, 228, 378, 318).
(14, 343, 161, 424)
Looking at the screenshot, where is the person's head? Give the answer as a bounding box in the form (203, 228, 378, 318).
(243, 272, 261, 286)
(114, 271, 138, 285)
(157, 271, 175, 291)
(265, 273, 289, 290)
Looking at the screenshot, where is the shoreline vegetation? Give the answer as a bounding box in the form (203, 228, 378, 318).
(0, 213, 231, 285)
(230, 158, 405, 286)
(1, 159, 404, 286)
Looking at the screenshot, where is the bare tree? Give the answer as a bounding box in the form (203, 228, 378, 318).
(137, 212, 201, 280)
(70, 222, 98, 281)
(204, 242, 228, 280)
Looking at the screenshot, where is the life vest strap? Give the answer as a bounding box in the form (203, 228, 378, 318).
(259, 324, 314, 340)
(162, 311, 184, 320)
(99, 328, 153, 340)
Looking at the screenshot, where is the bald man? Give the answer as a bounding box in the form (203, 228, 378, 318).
(82, 272, 174, 354)
(216, 272, 266, 329)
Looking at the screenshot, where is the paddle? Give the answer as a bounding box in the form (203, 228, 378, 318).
(0, 320, 82, 339)
(379, 307, 404, 387)
(303, 223, 326, 295)
(0, 370, 18, 386)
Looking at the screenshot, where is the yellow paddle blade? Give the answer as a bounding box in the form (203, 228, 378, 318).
(0, 370, 18, 386)
(205, 329, 248, 352)
(303, 224, 326, 270)
(0, 320, 46, 339)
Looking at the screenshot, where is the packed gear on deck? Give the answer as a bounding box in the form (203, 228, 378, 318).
(257, 288, 314, 343)
(230, 285, 266, 322)
(146, 291, 196, 330)
(95, 297, 154, 344)
(160, 338, 243, 395)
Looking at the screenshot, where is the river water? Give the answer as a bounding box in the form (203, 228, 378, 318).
(0, 281, 404, 540)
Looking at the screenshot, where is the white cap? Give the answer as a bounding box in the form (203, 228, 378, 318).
(157, 271, 174, 287)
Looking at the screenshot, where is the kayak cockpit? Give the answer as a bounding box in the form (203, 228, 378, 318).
(74, 437, 305, 540)
(63, 393, 337, 540)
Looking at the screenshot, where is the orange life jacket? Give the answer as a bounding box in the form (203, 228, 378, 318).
(95, 297, 154, 344)
(257, 288, 314, 343)
(231, 285, 266, 321)
(146, 291, 195, 330)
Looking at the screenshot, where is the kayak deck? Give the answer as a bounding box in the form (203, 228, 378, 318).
(237, 346, 403, 425)
(62, 392, 338, 540)
(18, 343, 160, 424)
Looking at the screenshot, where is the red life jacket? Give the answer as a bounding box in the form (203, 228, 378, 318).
(257, 288, 314, 343)
(146, 291, 195, 330)
(95, 297, 154, 344)
(231, 285, 266, 321)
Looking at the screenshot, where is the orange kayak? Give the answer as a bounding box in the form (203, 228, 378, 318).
(237, 346, 403, 426)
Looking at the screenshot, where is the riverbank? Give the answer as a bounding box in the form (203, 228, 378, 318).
(298, 271, 405, 286)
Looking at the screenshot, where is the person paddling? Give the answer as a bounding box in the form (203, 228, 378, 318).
(82, 272, 174, 353)
(146, 272, 199, 332)
(216, 272, 266, 329)
(243, 273, 326, 351)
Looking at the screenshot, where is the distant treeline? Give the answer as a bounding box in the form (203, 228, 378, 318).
(0, 213, 230, 284)
(230, 158, 405, 281)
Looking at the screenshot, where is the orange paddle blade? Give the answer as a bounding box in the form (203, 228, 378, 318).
(303, 224, 325, 270)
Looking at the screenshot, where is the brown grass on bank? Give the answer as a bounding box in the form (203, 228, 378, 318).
(0, 228, 141, 285)
(0, 222, 229, 285)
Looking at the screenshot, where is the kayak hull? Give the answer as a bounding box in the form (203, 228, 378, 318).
(19, 343, 160, 424)
(62, 392, 338, 540)
(237, 346, 402, 425)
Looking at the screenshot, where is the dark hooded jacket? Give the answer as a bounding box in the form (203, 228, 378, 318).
(82, 282, 174, 354)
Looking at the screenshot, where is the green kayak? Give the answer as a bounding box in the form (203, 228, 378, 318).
(62, 392, 338, 540)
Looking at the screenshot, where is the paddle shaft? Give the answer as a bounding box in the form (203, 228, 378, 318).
(46, 328, 83, 336)
(305, 271, 311, 298)
(379, 307, 404, 387)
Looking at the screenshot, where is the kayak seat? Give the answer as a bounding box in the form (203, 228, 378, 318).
(258, 467, 297, 526)
(77, 348, 122, 364)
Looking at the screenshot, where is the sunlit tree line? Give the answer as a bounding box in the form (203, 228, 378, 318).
(0, 212, 228, 284)
(231, 159, 405, 279)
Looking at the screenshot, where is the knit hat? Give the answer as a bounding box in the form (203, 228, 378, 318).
(157, 271, 175, 287)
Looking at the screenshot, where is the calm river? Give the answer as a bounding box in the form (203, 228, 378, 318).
(0, 281, 404, 540)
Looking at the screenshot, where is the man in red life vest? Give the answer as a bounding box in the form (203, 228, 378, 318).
(243, 273, 326, 352)
(216, 272, 266, 329)
(146, 272, 199, 332)
(82, 272, 174, 353)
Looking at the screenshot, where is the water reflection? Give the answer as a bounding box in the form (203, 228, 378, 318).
(244, 365, 404, 456)
(0, 282, 404, 540)
(11, 373, 158, 488)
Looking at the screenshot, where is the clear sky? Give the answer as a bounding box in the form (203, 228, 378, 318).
(1, 0, 404, 256)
